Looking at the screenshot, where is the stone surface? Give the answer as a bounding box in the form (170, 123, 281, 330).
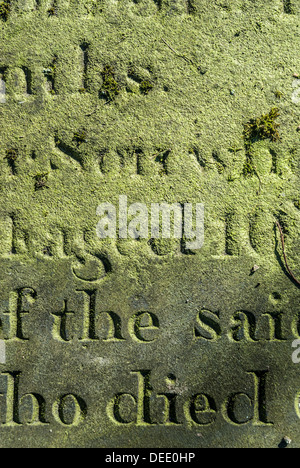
(0, 0, 299, 448)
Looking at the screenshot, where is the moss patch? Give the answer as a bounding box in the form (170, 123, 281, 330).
(73, 130, 87, 146)
(283, 0, 295, 14)
(0, 0, 10, 22)
(5, 148, 18, 174)
(43, 57, 58, 94)
(140, 80, 154, 95)
(47, 1, 58, 17)
(243, 108, 280, 148)
(34, 173, 49, 191)
(243, 108, 281, 177)
(294, 200, 300, 210)
(100, 65, 120, 102)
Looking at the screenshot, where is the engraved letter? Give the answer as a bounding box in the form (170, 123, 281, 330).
(78, 289, 98, 341)
(51, 300, 75, 342)
(3, 288, 37, 341)
(222, 371, 273, 426)
(194, 309, 221, 342)
(131, 370, 156, 426)
(107, 393, 137, 425)
(52, 394, 87, 426)
(262, 312, 286, 342)
(0, 372, 21, 426)
(186, 393, 217, 426)
(229, 311, 258, 343)
(249, 370, 273, 426)
(129, 312, 160, 343)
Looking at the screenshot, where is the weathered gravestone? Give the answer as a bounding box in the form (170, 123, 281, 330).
(0, 0, 299, 448)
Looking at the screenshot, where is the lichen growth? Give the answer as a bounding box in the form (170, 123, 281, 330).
(0, 1, 298, 448)
(154, 148, 170, 175)
(229, 144, 243, 156)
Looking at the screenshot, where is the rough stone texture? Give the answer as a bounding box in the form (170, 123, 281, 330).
(0, 0, 299, 448)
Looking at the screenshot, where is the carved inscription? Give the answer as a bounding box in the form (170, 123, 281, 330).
(0, 0, 197, 20)
(107, 369, 273, 427)
(0, 285, 299, 431)
(193, 309, 289, 343)
(0, 0, 298, 446)
(0, 372, 87, 427)
(2, 289, 299, 344)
